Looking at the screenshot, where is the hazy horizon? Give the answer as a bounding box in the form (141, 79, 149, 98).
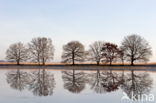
(1, 0, 156, 62)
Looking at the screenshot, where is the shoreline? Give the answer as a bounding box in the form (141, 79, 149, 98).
(0, 64, 156, 71)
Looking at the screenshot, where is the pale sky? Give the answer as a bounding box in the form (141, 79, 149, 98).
(0, 0, 156, 62)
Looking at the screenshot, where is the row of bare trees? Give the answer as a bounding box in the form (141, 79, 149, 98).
(6, 37, 54, 65)
(6, 34, 152, 65)
(61, 34, 152, 65)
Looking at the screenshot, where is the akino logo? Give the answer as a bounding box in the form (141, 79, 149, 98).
(121, 92, 154, 103)
(121, 92, 131, 103)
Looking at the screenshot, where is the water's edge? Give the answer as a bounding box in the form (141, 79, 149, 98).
(0, 65, 156, 71)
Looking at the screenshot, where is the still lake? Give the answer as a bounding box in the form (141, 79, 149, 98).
(0, 67, 156, 103)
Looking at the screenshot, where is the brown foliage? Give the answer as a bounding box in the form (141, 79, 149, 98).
(101, 42, 120, 65)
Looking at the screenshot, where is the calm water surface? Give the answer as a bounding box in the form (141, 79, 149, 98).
(0, 67, 156, 103)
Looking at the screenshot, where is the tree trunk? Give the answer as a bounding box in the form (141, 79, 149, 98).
(42, 58, 45, 65)
(97, 61, 100, 65)
(42, 62, 45, 65)
(110, 59, 112, 66)
(72, 59, 75, 65)
(122, 59, 124, 66)
(131, 54, 134, 66)
(17, 60, 20, 65)
(131, 59, 134, 66)
(72, 52, 75, 65)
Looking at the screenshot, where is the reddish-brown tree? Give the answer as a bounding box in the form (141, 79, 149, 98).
(101, 42, 119, 65)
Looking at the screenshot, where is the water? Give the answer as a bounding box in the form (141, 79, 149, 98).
(0, 67, 156, 103)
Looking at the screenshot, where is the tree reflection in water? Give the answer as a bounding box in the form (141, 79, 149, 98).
(88, 70, 123, 93)
(6, 68, 153, 98)
(88, 69, 105, 93)
(6, 68, 30, 91)
(62, 69, 86, 93)
(28, 68, 56, 96)
(121, 70, 153, 100)
(101, 70, 122, 92)
(6, 68, 56, 96)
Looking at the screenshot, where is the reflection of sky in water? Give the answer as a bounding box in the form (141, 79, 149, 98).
(0, 69, 155, 103)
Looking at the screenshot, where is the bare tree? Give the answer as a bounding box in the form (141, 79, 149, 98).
(28, 37, 54, 65)
(101, 42, 120, 65)
(88, 41, 104, 65)
(121, 34, 152, 65)
(6, 42, 28, 65)
(62, 41, 85, 65)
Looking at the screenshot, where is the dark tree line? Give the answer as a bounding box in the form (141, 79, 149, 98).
(6, 34, 152, 65)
